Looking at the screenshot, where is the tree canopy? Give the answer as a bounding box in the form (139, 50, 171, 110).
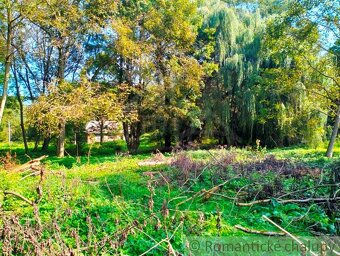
(0, 0, 338, 157)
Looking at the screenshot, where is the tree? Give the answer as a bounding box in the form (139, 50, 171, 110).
(253, 56, 327, 148)
(199, 0, 264, 146)
(27, 82, 92, 157)
(0, 96, 21, 143)
(87, 87, 125, 144)
(27, 80, 125, 156)
(143, 0, 203, 148)
(86, 1, 150, 153)
(12, 62, 29, 153)
(25, 0, 115, 156)
(90, 0, 203, 152)
(0, 0, 35, 124)
(269, 0, 339, 157)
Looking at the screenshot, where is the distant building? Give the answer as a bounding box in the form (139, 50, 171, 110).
(85, 121, 122, 144)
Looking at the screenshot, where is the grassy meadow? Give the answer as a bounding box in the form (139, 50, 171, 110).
(0, 139, 339, 255)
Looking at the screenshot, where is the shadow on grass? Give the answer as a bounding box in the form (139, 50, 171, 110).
(0, 139, 158, 169)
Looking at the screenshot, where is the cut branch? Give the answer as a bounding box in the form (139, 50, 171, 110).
(234, 224, 285, 236)
(3, 190, 34, 206)
(236, 197, 340, 206)
(9, 155, 48, 172)
(262, 215, 318, 256)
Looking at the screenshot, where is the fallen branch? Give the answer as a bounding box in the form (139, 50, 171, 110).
(202, 179, 231, 200)
(176, 178, 237, 206)
(3, 190, 34, 206)
(20, 170, 41, 180)
(234, 224, 285, 236)
(138, 160, 170, 166)
(277, 183, 340, 199)
(236, 197, 340, 206)
(262, 215, 318, 256)
(139, 221, 183, 256)
(176, 190, 203, 206)
(140, 239, 168, 256)
(175, 186, 218, 206)
(236, 198, 271, 206)
(9, 155, 48, 172)
(205, 192, 236, 200)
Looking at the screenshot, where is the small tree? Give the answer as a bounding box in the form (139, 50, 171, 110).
(87, 87, 125, 144)
(27, 82, 92, 157)
(28, 80, 126, 157)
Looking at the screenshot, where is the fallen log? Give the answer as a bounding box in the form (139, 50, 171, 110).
(234, 224, 285, 236)
(20, 170, 42, 180)
(8, 155, 48, 172)
(201, 179, 233, 201)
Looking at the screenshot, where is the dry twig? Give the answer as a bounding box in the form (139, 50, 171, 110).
(236, 197, 340, 206)
(234, 224, 285, 236)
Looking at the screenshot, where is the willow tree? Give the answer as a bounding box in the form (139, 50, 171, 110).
(200, 0, 264, 146)
(253, 56, 328, 147)
(267, 0, 340, 157)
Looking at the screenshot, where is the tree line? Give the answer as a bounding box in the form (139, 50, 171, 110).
(0, 0, 339, 157)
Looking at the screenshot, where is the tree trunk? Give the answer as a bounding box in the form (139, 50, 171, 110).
(123, 121, 142, 154)
(164, 121, 172, 149)
(0, 7, 12, 124)
(326, 103, 340, 158)
(100, 120, 104, 144)
(13, 65, 29, 154)
(56, 41, 67, 157)
(57, 123, 66, 157)
(164, 85, 172, 149)
(33, 133, 40, 151)
(75, 132, 81, 157)
(41, 137, 50, 151)
(57, 47, 66, 82)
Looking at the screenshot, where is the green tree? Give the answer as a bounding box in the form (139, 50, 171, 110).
(143, 0, 203, 148)
(0, 0, 37, 125)
(27, 82, 92, 156)
(199, 0, 264, 146)
(95, 0, 203, 152)
(87, 86, 125, 144)
(0, 96, 21, 143)
(28, 80, 125, 156)
(26, 0, 117, 156)
(268, 0, 339, 156)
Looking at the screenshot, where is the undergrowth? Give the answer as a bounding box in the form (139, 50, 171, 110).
(0, 147, 339, 255)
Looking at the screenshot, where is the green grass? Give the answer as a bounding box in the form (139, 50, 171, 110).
(0, 136, 157, 169)
(0, 141, 339, 255)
